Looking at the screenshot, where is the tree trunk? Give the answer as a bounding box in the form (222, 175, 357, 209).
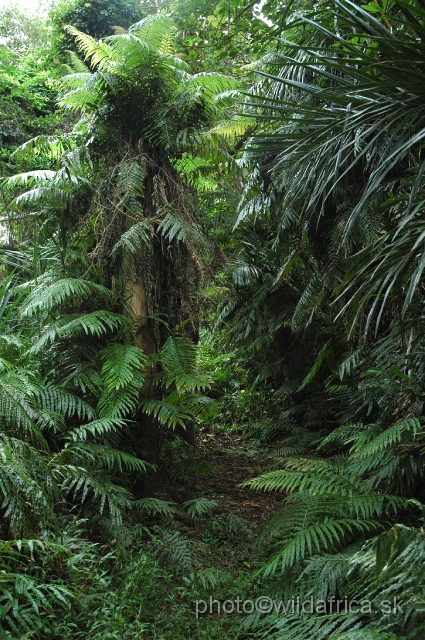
(118, 142, 202, 495)
(124, 242, 163, 496)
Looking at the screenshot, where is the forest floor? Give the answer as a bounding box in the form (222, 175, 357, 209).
(98, 425, 286, 639)
(195, 426, 283, 532)
(163, 424, 283, 580)
(152, 426, 284, 638)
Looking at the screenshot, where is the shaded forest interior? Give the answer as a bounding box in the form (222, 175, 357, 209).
(0, 0, 425, 638)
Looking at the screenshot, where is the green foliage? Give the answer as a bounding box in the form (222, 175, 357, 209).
(4, 1, 425, 638)
(20, 277, 112, 317)
(136, 496, 176, 518)
(158, 334, 213, 392)
(57, 14, 239, 158)
(0, 519, 244, 638)
(248, 521, 425, 640)
(139, 334, 218, 432)
(246, 401, 425, 638)
(50, 0, 143, 58)
(97, 342, 147, 419)
(0, 262, 144, 535)
(0, 4, 47, 55)
(242, 0, 425, 335)
(158, 529, 194, 574)
(183, 497, 218, 517)
(170, 0, 273, 72)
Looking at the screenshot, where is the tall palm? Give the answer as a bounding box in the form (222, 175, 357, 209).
(242, 0, 425, 336)
(216, 0, 425, 436)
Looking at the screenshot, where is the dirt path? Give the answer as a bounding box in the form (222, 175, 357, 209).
(194, 427, 283, 533)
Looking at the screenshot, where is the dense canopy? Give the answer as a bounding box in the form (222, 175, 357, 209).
(0, 1, 424, 638)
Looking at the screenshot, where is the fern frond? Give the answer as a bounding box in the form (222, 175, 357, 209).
(11, 134, 78, 161)
(190, 72, 239, 97)
(58, 86, 101, 112)
(111, 221, 152, 256)
(97, 378, 143, 419)
(158, 335, 212, 391)
(60, 71, 94, 91)
(209, 116, 256, 139)
(66, 364, 102, 396)
(20, 278, 111, 317)
(58, 310, 128, 338)
(27, 312, 128, 354)
(136, 497, 176, 517)
(60, 443, 148, 473)
(182, 497, 218, 518)
(263, 518, 383, 577)
(58, 464, 132, 522)
(0, 573, 72, 635)
(116, 160, 145, 199)
(352, 418, 422, 458)
(159, 530, 193, 574)
(100, 343, 147, 390)
(245, 467, 357, 496)
(128, 14, 175, 51)
(299, 551, 355, 600)
(34, 387, 96, 421)
(0, 434, 58, 534)
(68, 418, 127, 442)
(140, 396, 192, 428)
(65, 26, 114, 70)
(297, 341, 330, 391)
(6, 170, 57, 187)
(65, 48, 91, 73)
(335, 632, 400, 639)
(16, 186, 72, 208)
(156, 209, 199, 244)
(0, 373, 47, 444)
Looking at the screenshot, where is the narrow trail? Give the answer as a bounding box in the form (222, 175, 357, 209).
(195, 427, 283, 533)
